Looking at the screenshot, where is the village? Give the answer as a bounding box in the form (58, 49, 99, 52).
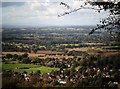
(2, 49, 120, 88)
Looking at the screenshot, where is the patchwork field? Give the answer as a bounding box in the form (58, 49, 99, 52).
(2, 51, 75, 59)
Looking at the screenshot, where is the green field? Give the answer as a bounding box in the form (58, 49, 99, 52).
(2, 63, 59, 74)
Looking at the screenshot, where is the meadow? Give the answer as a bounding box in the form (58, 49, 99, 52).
(2, 63, 59, 74)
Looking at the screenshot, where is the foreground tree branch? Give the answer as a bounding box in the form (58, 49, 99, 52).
(58, 1, 120, 38)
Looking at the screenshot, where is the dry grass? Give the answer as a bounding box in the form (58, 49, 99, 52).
(2, 51, 76, 59)
(2, 52, 24, 55)
(67, 47, 103, 53)
(66, 47, 120, 56)
(103, 51, 120, 56)
(67, 47, 89, 52)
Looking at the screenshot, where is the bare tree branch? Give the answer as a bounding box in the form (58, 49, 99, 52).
(60, 2, 70, 9)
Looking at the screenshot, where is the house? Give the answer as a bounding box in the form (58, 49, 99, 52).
(58, 79, 67, 85)
(23, 73, 31, 82)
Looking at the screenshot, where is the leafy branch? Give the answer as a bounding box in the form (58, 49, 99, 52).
(58, 1, 120, 37)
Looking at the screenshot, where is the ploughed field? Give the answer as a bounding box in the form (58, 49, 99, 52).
(2, 51, 75, 59)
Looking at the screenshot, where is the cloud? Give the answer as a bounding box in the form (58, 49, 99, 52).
(27, 0, 67, 18)
(2, 2, 25, 7)
(2, 0, 109, 26)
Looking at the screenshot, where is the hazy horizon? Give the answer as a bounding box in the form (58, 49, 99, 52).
(1, 0, 109, 28)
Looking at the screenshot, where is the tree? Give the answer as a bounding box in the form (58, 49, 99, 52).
(34, 70, 41, 76)
(59, 1, 120, 38)
(90, 1, 120, 37)
(6, 54, 12, 59)
(21, 58, 30, 64)
(22, 53, 28, 58)
(2, 77, 18, 88)
(13, 54, 18, 59)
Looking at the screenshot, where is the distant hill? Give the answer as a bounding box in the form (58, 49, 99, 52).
(2, 24, 96, 29)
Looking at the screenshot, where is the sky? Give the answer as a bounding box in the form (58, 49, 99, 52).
(1, 0, 110, 27)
